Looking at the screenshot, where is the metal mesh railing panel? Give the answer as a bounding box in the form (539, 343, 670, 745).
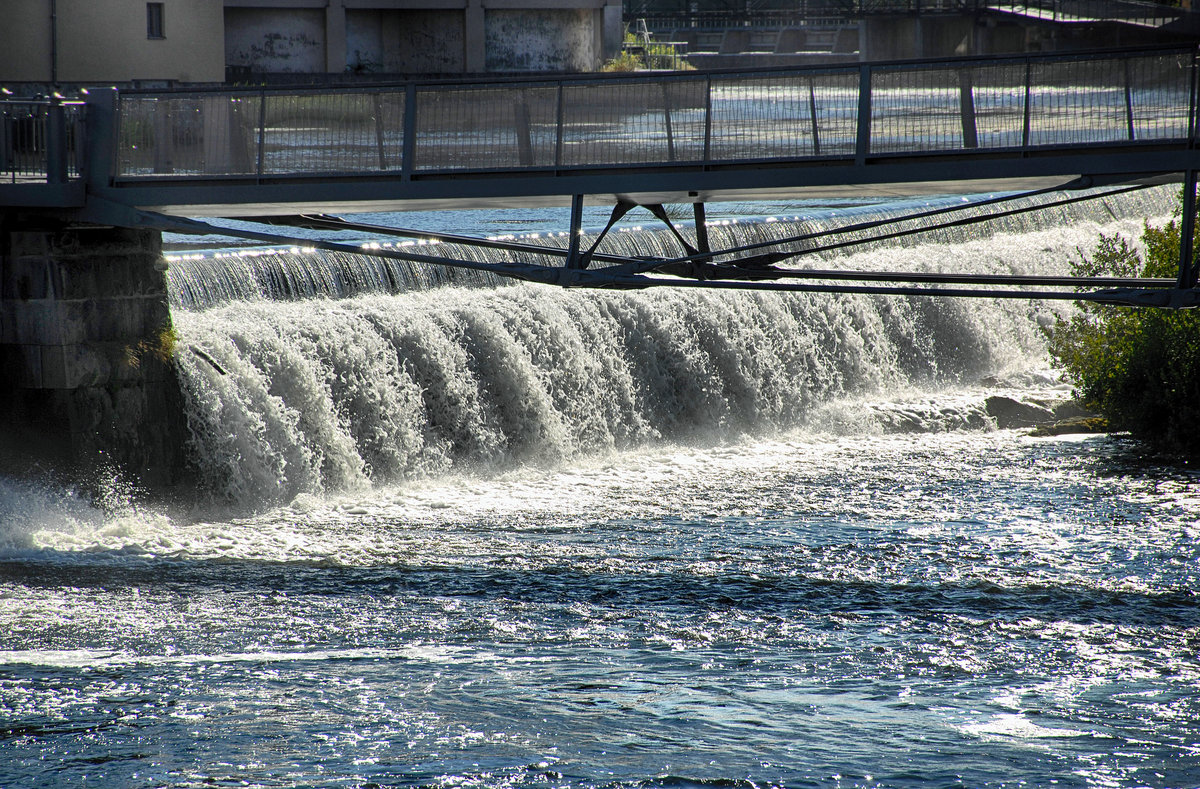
(560, 78, 708, 166)
(870, 67, 971, 152)
(1026, 58, 1141, 146)
(414, 85, 559, 171)
(259, 91, 405, 174)
(964, 63, 1033, 149)
(118, 94, 261, 175)
(1126, 53, 1192, 141)
(119, 92, 406, 176)
(871, 63, 1032, 152)
(708, 71, 858, 161)
(109, 48, 1198, 183)
(2, 101, 84, 182)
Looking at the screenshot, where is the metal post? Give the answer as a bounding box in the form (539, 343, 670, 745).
(566, 194, 585, 269)
(83, 87, 117, 190)
(694, 201, 710, 253)
(515, 97, 533, 167)
(555, 83, 565, 168)
(1189, 52, 1199, 144)
(703, 74, 713, 164)
(662, 82, 676, 162)
(807, 77, 821, 156)
(1179, 170, 1197, 289)
(152, 99, 174, 175)
(373, 94, 387, 170)
(1123, 58, 1135, 142)
(401, 83, 417, 179)
(255, 88, 266, 179)
(958, 69, 978, 149)
(1022, 60, 1032, 150)
(46, 95, 67, 183)
(855, 63, 871, 165)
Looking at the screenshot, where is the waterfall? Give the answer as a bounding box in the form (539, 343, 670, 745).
(168, 187, 1175, 505)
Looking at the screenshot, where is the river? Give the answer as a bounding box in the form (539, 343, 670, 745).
(1, 189, 1198, 788)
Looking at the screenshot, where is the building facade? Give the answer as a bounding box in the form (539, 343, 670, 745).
(2, 0, 225, 84)
(225, 0, 622, 75)
(0, 0, 622, 85)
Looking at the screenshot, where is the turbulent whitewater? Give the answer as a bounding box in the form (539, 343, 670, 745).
(168, 189, 1170, 505)
(4, 188, 1200, 789)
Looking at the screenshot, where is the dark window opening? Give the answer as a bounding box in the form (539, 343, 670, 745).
(147, 3, 164, 39)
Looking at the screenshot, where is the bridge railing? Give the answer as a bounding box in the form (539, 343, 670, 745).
(1, 97, 85, 184)
(111, 47, 1197, 183)
(627, 0, 1186, 24)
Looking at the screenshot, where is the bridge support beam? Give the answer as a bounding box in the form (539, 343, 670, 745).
(0, 217, 186, 490)
(1179, 170, 1197, 289)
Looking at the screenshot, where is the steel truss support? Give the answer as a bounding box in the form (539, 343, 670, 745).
(86, 182, 1200, 308)
(1180, 170, 1198, 289)
(566, 194, 586, 269)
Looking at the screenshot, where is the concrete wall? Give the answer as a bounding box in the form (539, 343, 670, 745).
(0, 0, 225, 84)
(0, 220, 185, 488)
(346, 8, 466, 74)
(0, 2, 52, 83)
(226, 0, 617, 75)
(485, 8, 597, 71)
(225, 7, 327, 73)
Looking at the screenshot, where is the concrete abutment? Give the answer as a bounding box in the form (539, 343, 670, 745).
(0, 217, 186, 491)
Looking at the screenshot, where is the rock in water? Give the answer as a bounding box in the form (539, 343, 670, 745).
(985, 396, 1056, 429)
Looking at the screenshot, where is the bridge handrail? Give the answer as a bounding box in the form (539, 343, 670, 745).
(107, 46, 1199, 187)
(626, 0, 1188, 24)
(1, 97, 85, 185)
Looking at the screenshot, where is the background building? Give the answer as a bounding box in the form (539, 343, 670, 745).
(1, 0, 225, 84)
(0, 0, 623, 86)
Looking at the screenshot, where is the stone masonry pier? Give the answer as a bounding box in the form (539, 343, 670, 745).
(0, 219, 184, 489)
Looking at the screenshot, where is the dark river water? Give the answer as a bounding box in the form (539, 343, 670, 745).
(2, 192, 1198, 788)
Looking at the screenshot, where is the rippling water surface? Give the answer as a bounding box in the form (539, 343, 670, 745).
(3, 429, 1199, 788)
(3, 192, 1200, 787)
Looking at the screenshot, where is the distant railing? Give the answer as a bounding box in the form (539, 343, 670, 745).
(621, 40, 692, 70)
(111, 47, 1198, 182)
(627, 0, 1187, 24)
(988, 0, 1185, 24)
(1, 97, 85, 183)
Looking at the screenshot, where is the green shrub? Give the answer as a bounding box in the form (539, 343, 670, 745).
(1048, 205, 1200, 454)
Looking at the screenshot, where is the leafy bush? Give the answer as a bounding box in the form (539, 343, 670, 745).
(1048, 207, 1200, 454)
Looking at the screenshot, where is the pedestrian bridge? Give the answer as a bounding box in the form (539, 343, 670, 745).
(4, 44, 1196, 214)
(4, 44, 1200, 302)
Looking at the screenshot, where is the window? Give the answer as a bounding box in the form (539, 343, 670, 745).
(147, 3, 164, 39)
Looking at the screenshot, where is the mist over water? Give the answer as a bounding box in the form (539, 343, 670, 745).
(3, 188, 1199, 789)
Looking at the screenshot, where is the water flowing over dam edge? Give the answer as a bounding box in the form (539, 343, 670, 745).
(156, 187, 1174, 509)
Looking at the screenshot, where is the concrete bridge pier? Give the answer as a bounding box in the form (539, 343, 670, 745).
(0, 215, 186, 491)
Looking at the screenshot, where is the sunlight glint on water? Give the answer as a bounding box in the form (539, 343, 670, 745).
(2, 189, 1198, 789)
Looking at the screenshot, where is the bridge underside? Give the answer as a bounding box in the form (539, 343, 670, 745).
(96, 157, 1182, 219)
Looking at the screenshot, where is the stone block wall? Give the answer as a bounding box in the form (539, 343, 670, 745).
(0, 220, 185, 490)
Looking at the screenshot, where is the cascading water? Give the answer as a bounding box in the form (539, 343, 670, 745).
(7, 187, 1200, 789)
(167, 188, 1175, 505)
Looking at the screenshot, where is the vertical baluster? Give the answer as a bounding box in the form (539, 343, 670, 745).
(855, 63, 871, 164)
(808, 76, 821, 157)
(401, 83, 417, 179)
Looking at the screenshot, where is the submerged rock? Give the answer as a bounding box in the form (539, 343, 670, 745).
(1028, 417, 1109, 437)
(985, 396, 1056, 429)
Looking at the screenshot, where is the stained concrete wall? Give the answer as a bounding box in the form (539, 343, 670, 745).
(225, 7, 327, 73)
(0, 220, 184, 488)
(0, 0, 225, 84)
(223, 0, 616, 76)
(347, 9, 466, 74)
(485, 8, 597, 72)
